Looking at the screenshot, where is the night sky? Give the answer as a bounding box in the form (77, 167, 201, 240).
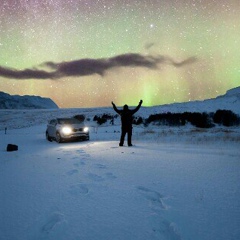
(0, 0, 239, 108)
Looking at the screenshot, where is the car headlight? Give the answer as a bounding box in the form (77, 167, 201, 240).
(61, 126, 72, 135)
(83, 127, 89, 133)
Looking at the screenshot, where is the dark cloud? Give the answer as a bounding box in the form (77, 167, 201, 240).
(0, 53, 197, 80)
(56, 58, 109, 77)
(167, 56, 197, 67)
(0, 66, 53, 79)
(109, 53, 164, 69)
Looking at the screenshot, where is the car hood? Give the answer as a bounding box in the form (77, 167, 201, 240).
(60, 123, 86, 128)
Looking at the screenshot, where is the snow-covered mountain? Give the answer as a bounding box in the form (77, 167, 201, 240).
(0, 86, 239, 112)
(148, 86, 240, 115)
(0, 91, 59, 109)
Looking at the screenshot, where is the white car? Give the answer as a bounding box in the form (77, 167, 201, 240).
(46, 117, 89, 143)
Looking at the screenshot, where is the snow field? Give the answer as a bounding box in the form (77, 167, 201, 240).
(0, 124, 240, 240)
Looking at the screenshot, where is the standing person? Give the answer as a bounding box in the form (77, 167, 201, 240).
(112, 100, 143, 146)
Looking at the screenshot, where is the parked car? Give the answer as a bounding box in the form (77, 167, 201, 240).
(46, 117, 89, 143)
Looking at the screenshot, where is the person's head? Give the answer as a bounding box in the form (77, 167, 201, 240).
(123, 104, 128, 110)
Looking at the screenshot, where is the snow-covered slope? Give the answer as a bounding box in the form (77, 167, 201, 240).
(0, 91, 59, 109)
(147, 86, 240, 115)
(224, 86, 240, 97)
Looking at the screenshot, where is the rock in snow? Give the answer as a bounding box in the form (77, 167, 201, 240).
(0, 91, 58, 109)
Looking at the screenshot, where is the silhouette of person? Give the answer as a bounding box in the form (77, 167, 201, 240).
(112, 100, 143, 146)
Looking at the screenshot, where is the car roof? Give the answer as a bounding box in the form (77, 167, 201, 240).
(49, 118, 83, 122)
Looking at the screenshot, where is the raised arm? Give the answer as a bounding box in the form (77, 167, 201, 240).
(131, 100, 143, 114)
(111, 101, 121, 114)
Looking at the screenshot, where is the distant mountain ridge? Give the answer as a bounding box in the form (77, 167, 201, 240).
(218, 86, 240, 100)
(0, 86, 239, 111)
(0, 91, 59, 109)
(147, 86, 240, 115)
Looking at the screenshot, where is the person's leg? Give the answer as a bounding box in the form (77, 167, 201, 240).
(120, 129, 127, 146)
(127, 128, 132, 146)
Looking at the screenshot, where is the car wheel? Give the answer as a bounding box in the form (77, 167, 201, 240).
(56, 132, 62, 143)
(46, 131, 52, 142)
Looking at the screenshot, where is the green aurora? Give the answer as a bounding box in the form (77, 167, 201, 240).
(0, 0, 239, 108)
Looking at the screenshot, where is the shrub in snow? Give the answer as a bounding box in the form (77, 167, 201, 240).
(145, 113, 186, 127)
(93, 114, 117, 125)
(213, 110, 240, 127)
(133, 116, 143, 125)
(145, 112, 214, 128)
(73, 114, 85, 122)
(183, 112, 214, 128)
(93, 115, 107, 125)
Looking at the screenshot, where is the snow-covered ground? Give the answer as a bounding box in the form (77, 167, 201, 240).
(0, 108, 240, 240)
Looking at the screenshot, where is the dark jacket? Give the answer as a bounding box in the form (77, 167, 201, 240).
(112, 101, 142, 129)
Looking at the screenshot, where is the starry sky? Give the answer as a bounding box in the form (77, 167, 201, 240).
(0, 0, 240, 108)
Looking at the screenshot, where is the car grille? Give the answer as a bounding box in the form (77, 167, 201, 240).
(72, 128, 84, 132)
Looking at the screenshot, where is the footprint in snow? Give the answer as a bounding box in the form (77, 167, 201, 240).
(87, 172, 117, 181)
(73, 161, 86, 167)
(41, 213, 64, 234)
(61, 150, 71, 156)
(76, 149, 85, 153)
(26, 209, 67, 240)
(68, 184, 89, 196)
(75, 149, 91, 158)
(152, 220, 182, 240)
(137, 186, 167, 210)
(66, 169, 78, 176)
(137, 188, 179, 239)
(88, 173, 104, 182)
(105, 172, 117, 180)
(95, 163, 107, 169)
(40, 212, 66, 238)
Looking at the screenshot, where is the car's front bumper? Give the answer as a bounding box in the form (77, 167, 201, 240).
(60, 132, 89, 139)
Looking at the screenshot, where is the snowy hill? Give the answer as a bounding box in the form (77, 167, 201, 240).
(147, 86, 240, 115)
(224, 86, 240, 97)
(0, 91, 59, 109)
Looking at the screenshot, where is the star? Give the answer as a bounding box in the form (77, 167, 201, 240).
(0, 0, 239, 108)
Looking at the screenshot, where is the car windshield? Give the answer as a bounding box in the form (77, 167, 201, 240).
(58, 118, 81, 124)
